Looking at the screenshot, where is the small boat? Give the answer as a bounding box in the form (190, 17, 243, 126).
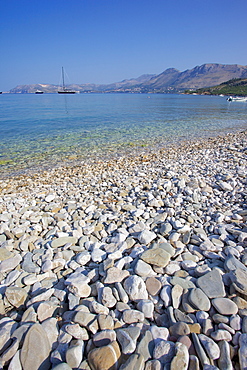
(227, 96, 247, 102)
(58, 67, 76, 94)
(35, 90, 44, 94)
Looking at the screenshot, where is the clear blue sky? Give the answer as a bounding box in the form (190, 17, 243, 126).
(1, 0, 247, 91)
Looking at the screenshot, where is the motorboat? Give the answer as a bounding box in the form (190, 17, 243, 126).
(227, 96, 247, 102)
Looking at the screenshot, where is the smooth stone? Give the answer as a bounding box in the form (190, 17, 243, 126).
(177, 336, 194, 354)
(212, 298, 238, 315)
(171, 284, 183, 309)
(8, 350, 22, 370)
(122, 309, 145, 324)
(90, 301, 109, 315)
(239, 333, 247, 370)
(93, 330, 116, 347)
(138, 230, 157, 245)
(144, 359, 162, 370)
(73, 311, 96, 328)
(160, 285, 172, 307)
(20, 323, 51, 370)
(181, 260, 197, 270)
(158, 242, 175, 257)
(174, 309, 194, 324)
(51, 237, 77, 248)
(0, 247, 13, 261)
(229, 268, 247, 295)
(21, 306, 37, 323)
(22, 252, 40, 273)
(26, 288, 55, 306)
(196, 269, 225, 298)
(41, 318, 59, 350)
(66, 339, 84, 369)
(0, 336, 19, 364)
(101, 287, 117, 308)
(170, 342, 189, 370)
(160, 222, 173, 236)
(242, 316, 247, 333)
(64, 323, 89, 340)
(170, 276, 195, 290)
(188, 355, 199, 370)
(45, 194, 56, 202)
(4, 270, 21, 286)
(210, 330, 232, 341)
(182, 289, 197, 313)
(75, 251, 91, 265)
(165, 262, 181, 275)
(0, 254, 22, 273)
(119, 353, 145, 370)
(187, 323, 201, 334)
(136, 330, 153, 362)
(124, 275, 148, 301)
(191, 333, 210, 367)
(145, 277, 162, 295)
(88, 340, 121, 370)
(169, 322, 190, 339)
(141, 247, 170, 268)
(204, 319, 214, 335)
(188, 288, 211, 311)
(217, 340, 232, 370)
(37, 301, 58, 322)
(218, 322, 235, 334)
(218, 180, 233, 191)
(150, 326, 169, 343)
(115, 282, 129, 304)
(153, 340, 175, 365)
(116, 326, 141, 354)
(167, 306, 176, 325)
(91, 248, 107, 263)
(225, 254, 247, 272)
(136, 299, 154, 319)
(5, 286, 28, 308)
(97, 314, 114, 330)
(10, 323, 32, 348)
(52, 364, 72, 370)
(212, 314, 229, 324)
(65, 272, 91, 298)
(104, 266, 129, 283)
(198, 334, 220, 360)
(135, 259, 155, 277)
(229, 314, 241, 331)
(0, 319, 19, 353)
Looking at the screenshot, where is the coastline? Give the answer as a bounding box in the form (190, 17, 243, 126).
(0, 127, 246, 181)
(0, 129, 247, 369)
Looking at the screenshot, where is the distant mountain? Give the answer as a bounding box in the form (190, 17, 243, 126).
(9, 64, 247, 94)
(185, 77, 247, 96)
(137, 64, 247, 93)
(9, 75, 155, 94)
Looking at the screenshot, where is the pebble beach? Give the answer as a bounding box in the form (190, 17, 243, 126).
(0, 130, 247, 370)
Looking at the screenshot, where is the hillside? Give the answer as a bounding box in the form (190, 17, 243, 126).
(185, 78, 247, 96)
(8, 63, 247, 94)
(137, 64, 247, 93)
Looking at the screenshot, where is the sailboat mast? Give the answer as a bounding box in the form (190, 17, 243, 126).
(62, 67, 65, 91)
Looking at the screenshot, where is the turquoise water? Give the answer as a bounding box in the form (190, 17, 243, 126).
(0, 93, 246, 177)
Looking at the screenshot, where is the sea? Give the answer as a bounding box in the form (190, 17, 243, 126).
(0, 93, 246, 178)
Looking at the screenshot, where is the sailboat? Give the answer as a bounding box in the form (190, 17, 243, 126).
(58, 67, 76, 94)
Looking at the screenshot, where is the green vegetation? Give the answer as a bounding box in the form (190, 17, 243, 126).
(185, 78, 247, 96)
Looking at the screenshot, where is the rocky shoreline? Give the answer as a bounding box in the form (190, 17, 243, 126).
(0, 130, 246, 369)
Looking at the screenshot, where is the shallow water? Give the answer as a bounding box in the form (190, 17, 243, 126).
(0, 93, 246, 177)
